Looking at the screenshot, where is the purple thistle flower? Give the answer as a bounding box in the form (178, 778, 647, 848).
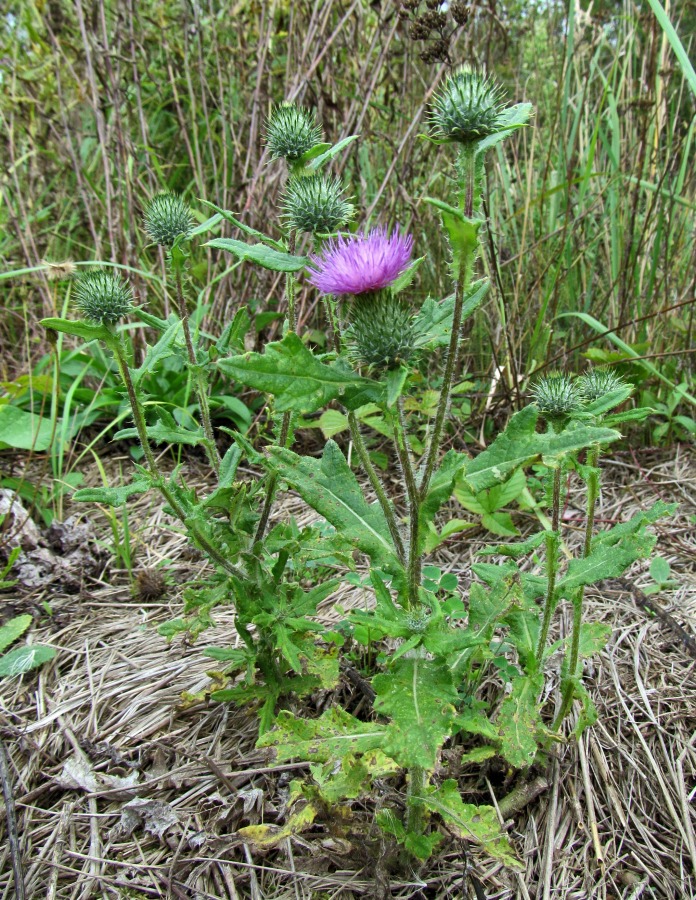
(307, 227, 413, 296)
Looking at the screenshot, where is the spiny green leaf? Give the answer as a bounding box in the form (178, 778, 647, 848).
(114, 421, 205, 446)
(41, 316, 111, 343)
(257, 707, 385, 762)
(73, 478, 151, 507)
(465, 407, 620, 493)
(497, 674, 543, 768)
(206, 237, 308, 271)
(423, 780, 521, 868)
(558, 533, 656, 596)
(373, 658, 458, 770)
(218, 333, 381, 414)
(268, 441, 401, 574)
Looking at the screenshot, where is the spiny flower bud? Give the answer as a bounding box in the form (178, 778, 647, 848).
(74, 270, 133, 326)
(265, 103, 323, 161)
(282, 173, 353, 235)
(405, 609, 431, 634)
(530, 372, 581, 422)
(430, 67, 506, 144)
(144, 193, 194, 248)
(345, 290, 418, 372)
(578, 368, 630, 403)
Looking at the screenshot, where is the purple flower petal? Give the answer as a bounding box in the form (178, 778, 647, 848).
(308, 227, 413, 296)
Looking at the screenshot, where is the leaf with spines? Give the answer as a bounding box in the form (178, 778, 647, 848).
(497, 674, 543, 768)
(268, 441, 401, 574)
(372, 658, 458, 770)
(257, 707, 385, 762)
(422, 780, 522, 868)
(73, 478, 151, 507)
(206, 238, 308, 272)
(464, 406, 620, 493)
(218, 334, 382, 414)
(41, 316, 111, 343)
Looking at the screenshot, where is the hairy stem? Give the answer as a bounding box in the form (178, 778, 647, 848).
(174, 268, 221, 473)
(348, 411, 406, 565)
(393, 398, 421, 607)
(419, 146, 477, 497)
(254, 233, 298, 543)
(111, 335, 241, 578)
(535, 463, 563, 666)
(554, 445, 600, 727)
(405, 765, 427, 836)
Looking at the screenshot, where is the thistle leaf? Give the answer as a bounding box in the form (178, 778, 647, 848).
(372, 658, 458, 770)
(218, 334, 382, 413)
(423, 780, 522, 868)
(497, 674, 543, 768)
(257, 707, 385, 762)
(268, 441, 401, 573)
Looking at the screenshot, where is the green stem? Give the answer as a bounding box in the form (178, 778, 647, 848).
(405, 765, 427, 835)
(348, 411, 406, 566)
(254, 232, 298, 543)
(535, 463, 563, 666)
(393, 398, 420, 608)
(419, 146, 477, 497)
(554, 445, 600, 727)
(111, 335, 242, 579)
(174, 269, 221, 474)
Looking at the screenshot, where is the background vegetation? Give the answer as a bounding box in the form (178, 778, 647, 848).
(1, 0, 695, 454)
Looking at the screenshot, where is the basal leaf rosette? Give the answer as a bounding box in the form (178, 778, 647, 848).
(308, 227, 418, 371)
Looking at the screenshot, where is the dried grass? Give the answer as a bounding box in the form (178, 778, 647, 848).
(1, 445, 695, 899)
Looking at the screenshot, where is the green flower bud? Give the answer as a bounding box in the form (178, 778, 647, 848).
(266, 103, 323, 161)
(405, 610, 431, 634)
(144, 192, 194, 248)
(345, 290, 418, 372)
(531, 372, 581, 422)
(430, 66, 506, 144)
(578, 368, 630, 403)
(282, 173, 353, 234)
(74, 271, 133, 326)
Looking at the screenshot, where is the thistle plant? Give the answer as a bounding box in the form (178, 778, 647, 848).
(41, 73, 667, 872)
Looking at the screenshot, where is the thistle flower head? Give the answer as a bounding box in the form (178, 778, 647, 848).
(74, 270, 133, 326)
(282, 173, 354, 234)
(144, 193, 194, 248)
(308, 227, 413, 296)
(430, 66, 506, 144)
(578, 368, 630, 404)
(345, 290, 418, 372)
(266, 103, 323, 161)
(530, 372, 581, 421)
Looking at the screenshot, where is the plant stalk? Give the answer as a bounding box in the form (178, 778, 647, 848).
(111, 335, 242, 578)
(535, 463, 563, 666)
(174, 269, 220, 474)
(393, 397, 421, 607)
(405, 764, 427, 835)
(419, 145, 477, 497)
(554, 445, 600, 726)
(254, 233, 298, 542)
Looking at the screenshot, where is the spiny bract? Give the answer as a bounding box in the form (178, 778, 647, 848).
(430, 67, 506, 144)
(578, 368, 630, 403)
(74, 271, 133, 326)
(266, 103, 323, 161)
(282, 173, 353, 234)
(144, 193, 195, 248)
(531, 372, 581, 419)
(346, 290, 418, 371)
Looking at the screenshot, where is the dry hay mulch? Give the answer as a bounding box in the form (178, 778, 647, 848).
(1, 444, 696, 900)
